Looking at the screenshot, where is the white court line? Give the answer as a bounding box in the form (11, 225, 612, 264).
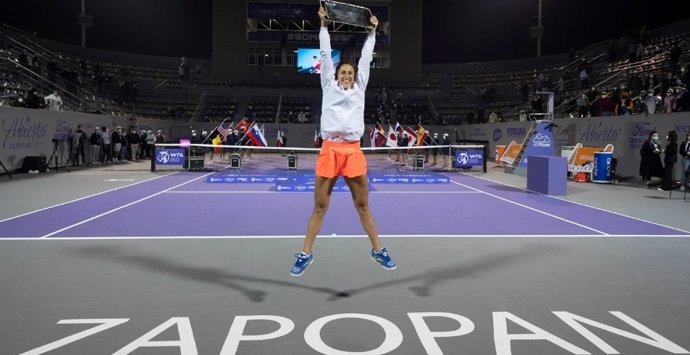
(463, 173, 690, 235)
(1, 234, 688, 241)
(40, 172, 215, 239)
(0, 173, 174, 223)
(450, 179, 609, 235)
(163, 190, 481, 194)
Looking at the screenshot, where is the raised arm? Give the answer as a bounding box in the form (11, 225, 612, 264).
(357, 16, 378, 90)
(318, 7, 335, 89)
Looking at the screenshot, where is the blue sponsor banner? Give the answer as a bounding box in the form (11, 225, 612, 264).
(207, 172, 449, 185)
(155, 148, 186, 166)
(207, 175, 277, 183)
(453, 149, 484, 168)
(275, 182, 353, 193)
(368, 174, 449, 184)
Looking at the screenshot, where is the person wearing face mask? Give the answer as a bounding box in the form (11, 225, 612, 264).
(679, 133, 690, 190)
(290, 7, 395, 277)
(660, 131, 678, 191)
(639, 131, 664, 188)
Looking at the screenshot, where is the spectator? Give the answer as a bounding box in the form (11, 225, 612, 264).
(297, 110, 307, 123)
(488, 111, 499, 123)
(616, 91, 634, 115)
(44, 91, 63, 111)
(146, 130, 155, 158)
(100, 127, 112, 163)
(679, 132, 690, 190)
(90, 128, 101, 164)
(664, 89, 676, 114)
(659, 131, 678, 191)
(72, 125, 87, 166)
(596, 91, 616, 116)
(155, 129, 166, 144)
(127, 129, 140, 160)
(111, 127, 123, 162)
(639, 131, 663, 188)
(139, 130, 148, 159)
(179, 56, 188, 81)
(579, 66, 590, 89)
(576, 94, 589, 118)
(644, 73, 659, 94)
(25, 88, 43, 109)
(643, 90, 659, 115)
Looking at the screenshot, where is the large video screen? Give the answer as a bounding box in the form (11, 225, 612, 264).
(296, 48, 340, 75)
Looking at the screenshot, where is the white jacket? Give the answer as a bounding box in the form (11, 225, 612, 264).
(319, 27, 375, 142)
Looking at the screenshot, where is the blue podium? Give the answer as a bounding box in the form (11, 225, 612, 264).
(527, 156, 567, 196)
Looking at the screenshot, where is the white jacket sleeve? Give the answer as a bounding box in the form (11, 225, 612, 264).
(357, 31, 376, 91)
(319, 27, 335, 89)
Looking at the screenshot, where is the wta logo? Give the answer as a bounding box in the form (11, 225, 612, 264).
(156, 151, 170, 164)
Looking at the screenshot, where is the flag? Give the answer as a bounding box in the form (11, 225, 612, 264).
(395, 122, 404, 135)
(235, 117, 249, 132)
(277, 130, 284, 147)
(386, 125, 398, 147)
(217, 120, 233, 140)
(405, 127, 417, 147)
(211, 134, 223, 153)
(416, 125, 428, 146)
(246, 123, 268, 147)
(373, 123, 387, 147)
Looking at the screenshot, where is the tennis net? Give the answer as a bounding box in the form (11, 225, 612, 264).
(151, 143, 488, 175)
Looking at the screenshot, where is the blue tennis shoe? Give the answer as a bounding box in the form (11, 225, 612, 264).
(371, 248, 396, 270)
(291, 251, 314, 277)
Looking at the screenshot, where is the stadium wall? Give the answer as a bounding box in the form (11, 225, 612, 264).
(2, 107, 689, 180)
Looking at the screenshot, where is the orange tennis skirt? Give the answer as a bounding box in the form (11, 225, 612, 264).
(315, 140, 367, 178)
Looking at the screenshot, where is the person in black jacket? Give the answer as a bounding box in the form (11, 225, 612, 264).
(639, 131, 664, 188)
(660, 131, 678, 191)
(680, 132, 690, 190)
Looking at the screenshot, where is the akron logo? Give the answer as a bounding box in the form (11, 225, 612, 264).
(156, 151, 170, 164)
(532, 133, 552, 148)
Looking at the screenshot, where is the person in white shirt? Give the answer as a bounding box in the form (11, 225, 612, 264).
(291, 6, 395, 277)
(44, 91, 63, 111)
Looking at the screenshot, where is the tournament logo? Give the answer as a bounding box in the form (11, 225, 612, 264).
(492, 128, 502, 142)
(156, 151, 170, 164)
(532, 133, 552, 148)
(458, 152, 471, 165)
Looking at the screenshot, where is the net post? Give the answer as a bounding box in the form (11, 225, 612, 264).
(483, 144, 488, 173)
(448, 145, 452, 173)
(150, 144, 156, 172)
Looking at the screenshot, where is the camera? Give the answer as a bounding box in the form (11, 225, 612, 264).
(52, 138, 61, 144)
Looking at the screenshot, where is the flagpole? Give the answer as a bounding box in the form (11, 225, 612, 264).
(200, 118, 227, 145)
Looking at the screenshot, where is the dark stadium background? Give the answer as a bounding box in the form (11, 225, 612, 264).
(2, 0, 688, 63)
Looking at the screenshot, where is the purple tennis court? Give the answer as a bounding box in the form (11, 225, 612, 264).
(0, 170, 685, 238)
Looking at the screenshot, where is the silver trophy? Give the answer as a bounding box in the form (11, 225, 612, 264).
(320, 0, 374, 30)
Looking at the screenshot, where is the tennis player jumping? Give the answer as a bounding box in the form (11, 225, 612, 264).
(291, 7, 396, 276)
